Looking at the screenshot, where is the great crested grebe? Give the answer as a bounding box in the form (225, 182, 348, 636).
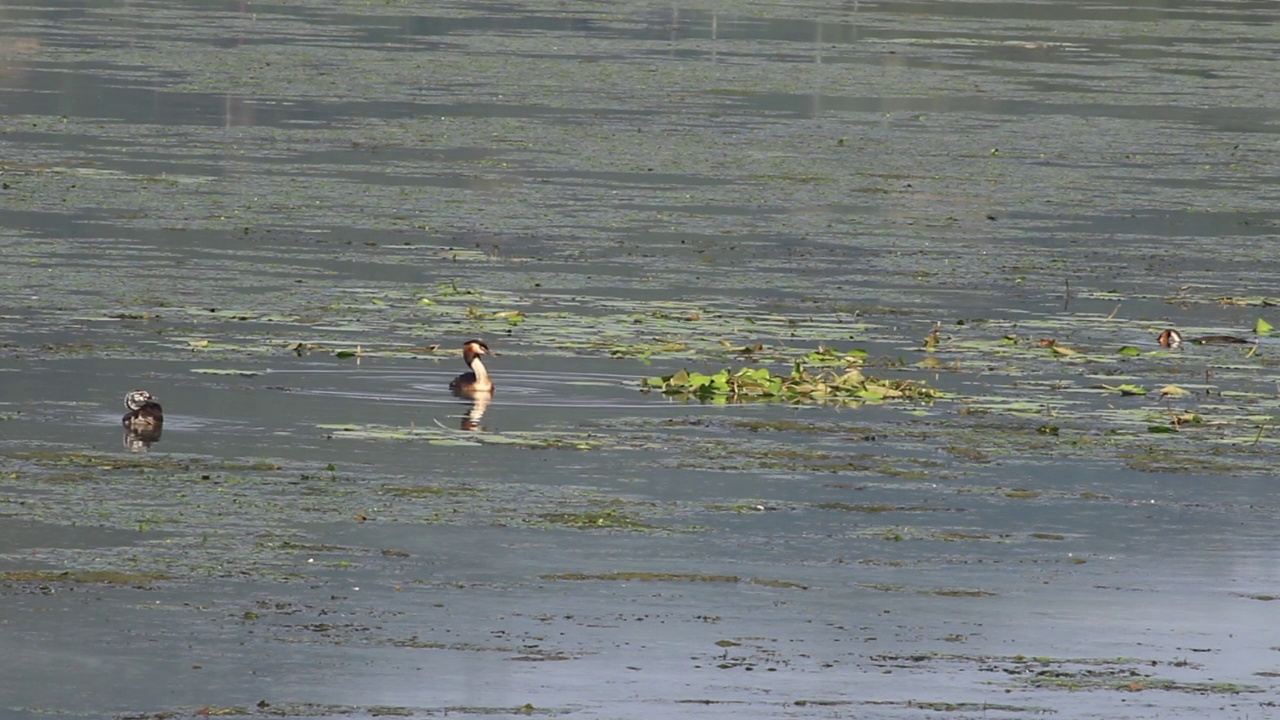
(1157, 328, 1250, 349)
(449, 340, 495, 396)
(122, 390, 164, 430)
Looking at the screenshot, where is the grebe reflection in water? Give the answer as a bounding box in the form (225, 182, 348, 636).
(458, 393, 491, 431)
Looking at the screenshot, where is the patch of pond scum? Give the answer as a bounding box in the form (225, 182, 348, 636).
(0, 449, 701, 578)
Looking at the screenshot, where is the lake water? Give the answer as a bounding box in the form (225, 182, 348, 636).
(2, 1, 1279, 718)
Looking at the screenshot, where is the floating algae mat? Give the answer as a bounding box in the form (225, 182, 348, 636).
(643, 347, 940, 404)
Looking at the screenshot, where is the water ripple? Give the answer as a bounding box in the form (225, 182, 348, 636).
(265, 367, 657, 409)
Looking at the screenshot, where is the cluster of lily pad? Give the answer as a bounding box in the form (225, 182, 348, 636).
(643, 348, 939, 404)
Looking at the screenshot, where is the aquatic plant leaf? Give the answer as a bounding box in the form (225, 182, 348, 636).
(1159, 385, 1189, 398)
(1255, 318, 1273, 335)
(801, 347, 868, 366)
(493, 310, 525, 326)
(1100, 384, 1146, 396)
(1115, 346, 1141, 356)
(735, 367, 773, 384)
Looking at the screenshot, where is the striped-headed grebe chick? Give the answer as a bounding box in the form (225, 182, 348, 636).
(449, 340, 495, 395)
(122, 389, 164, 430)
(1157, 328, 1250, 348)
(1157, 329, 1183, 348)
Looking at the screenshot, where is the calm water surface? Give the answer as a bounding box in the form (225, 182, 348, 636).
(2, 1, 1279, 718)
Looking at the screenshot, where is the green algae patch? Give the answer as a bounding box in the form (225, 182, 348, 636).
(865, 652, 1259, 695)
(945, 445, 991, 463)
(157, 703, 560, 718)
(383, 485, 484, 498)
(1, 451, 280, 473)
(927, 588, 997, 598)
(1121, 448, 1269, 475)
(859, 583, 996, 597)
(814, 502, 959, 514)
(751, 578, 810, 589)
(544, 572, 740, 582)
(867, 701, 1047, 713)
(0, 570, 172, 585)
(1020, 675, 1263, 694)
(3, 451, 190, 471)
(1003, 489, 1042, 499)
(191, 368, 261, 376)
(728, 418, 845, 433)
(644, 349, 939, 404)
(538, 508, 661, 531)
(541, 572, 807, 589)
(670, 441, 951, 478)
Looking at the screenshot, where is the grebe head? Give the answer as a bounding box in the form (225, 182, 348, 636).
(462, 339, 493, 364)
(1157, 329, 1183, 348)
(125, 389, 157, 411)
(451, 340, 496, 396)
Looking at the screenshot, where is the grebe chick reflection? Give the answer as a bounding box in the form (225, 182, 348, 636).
(449, 340, 495, 396)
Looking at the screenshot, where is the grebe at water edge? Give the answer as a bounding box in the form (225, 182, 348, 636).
(449, 340, 495, 396)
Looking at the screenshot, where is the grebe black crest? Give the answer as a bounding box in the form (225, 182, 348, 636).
(449, 340, 495, 396)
